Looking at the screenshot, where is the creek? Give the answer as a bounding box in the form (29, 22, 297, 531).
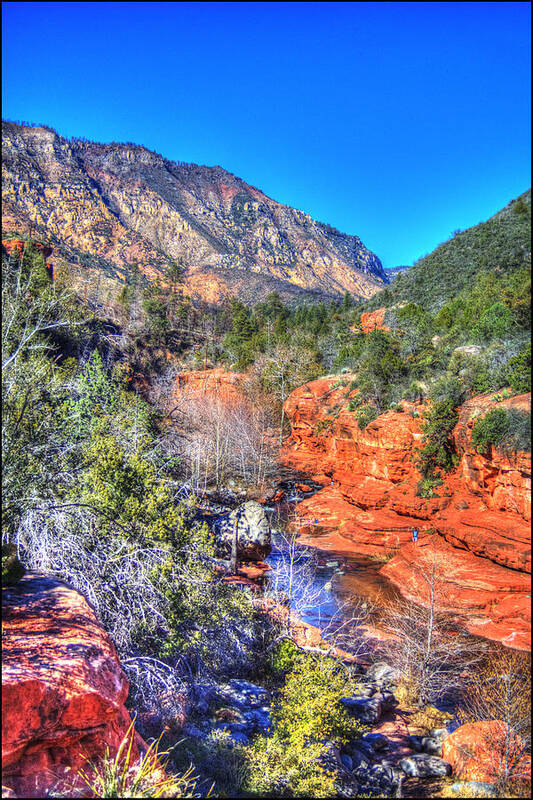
(263, 479, 402, 653)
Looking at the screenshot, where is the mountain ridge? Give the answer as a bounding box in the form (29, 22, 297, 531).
(2, 120, 387, 304)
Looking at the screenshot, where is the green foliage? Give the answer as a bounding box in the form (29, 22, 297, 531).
(75, 720, 201, 798)
(506, 343, 531, 393)
(270, 639, 303, 676)
(471, 408, 531, 455)
(415, 378, 464, 488)
(244, 654, 364, 797)
(354, 405, 379, 429)
(2, 543, 25, 585)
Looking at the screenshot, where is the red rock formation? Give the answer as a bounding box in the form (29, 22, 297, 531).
(2, 573, 146, 798)
(2, 239, 54, 279)
(281, 377, 531, 649)
(174, 367, 247, 404)
(360, 307, 390, 333)
(441, 721, 531, 785)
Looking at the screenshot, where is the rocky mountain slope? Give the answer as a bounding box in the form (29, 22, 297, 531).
(367, 189, 531, 312)
(2, 121, 387, 304)
(280, 377, 531, 650)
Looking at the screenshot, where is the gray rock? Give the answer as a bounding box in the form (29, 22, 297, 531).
(351, 740, 375, 761)
(364, 661, 401, 686)
(375, 689, 398, 712)
(341, 695, 382, 724)
(407, 734, 424, 752)
(421, 736, 443, 756)
(429, 727, 450, 741)
(362, 732, 389, 751)
(450, 781, 497, 797)
(400, 754, 452, 778)
(210, 501, 271, 560)
(351, 749, 372, 770)
(216, 679, 270, 710)
(340, 753, 354, 772)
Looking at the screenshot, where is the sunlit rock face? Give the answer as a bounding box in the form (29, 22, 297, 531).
(2, 573, 145, 798)
(281, 377, 531, 649)
(2, 121, 387, 305)
(442, 721, 531, 785)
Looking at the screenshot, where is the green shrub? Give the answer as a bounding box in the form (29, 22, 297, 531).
(271, 639, 303, 676)
(244, 654, 364, 797)
(471, 408, 531, 454)
(2, 543, 25, 585)
(354, 405, 379, 429)
(506, 342, 531, 393)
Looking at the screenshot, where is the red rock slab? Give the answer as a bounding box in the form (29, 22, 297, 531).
(442, 721, 531, 784)
(436, 509, 531, 573)
(360, 307, 390, 334)
(380, 537, 531, 648)
(292, 487, 427, 557)
(2, 572, 145, 798)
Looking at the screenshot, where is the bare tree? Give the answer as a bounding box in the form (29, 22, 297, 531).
(456, 647, 531, 795)
(382, 540, 486, 708)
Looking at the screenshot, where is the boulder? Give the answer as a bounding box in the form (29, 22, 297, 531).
(364, 662, 401, 686)
(209, 501, 271, 561)
(399, 753, 452, 778)
(341, 695, 382, 724)
(449, 781, 497, 796)
(421, 736, 443, 756)
(2, 572, 145, 798)
(441, 721, 531, 785)
(362, 732, 389, 752)
(215, 679, 270, 710)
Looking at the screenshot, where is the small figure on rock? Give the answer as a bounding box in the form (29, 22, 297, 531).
(412, 528, 419, 543)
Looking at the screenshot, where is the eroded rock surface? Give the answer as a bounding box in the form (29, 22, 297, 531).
(280, 377, 531, 648)
(2, 572, 144, 798)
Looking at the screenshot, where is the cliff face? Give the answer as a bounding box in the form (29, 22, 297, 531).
(280, 378, 531, 649)
(2, 121, 387, 304)
(2, 573, 145, 798)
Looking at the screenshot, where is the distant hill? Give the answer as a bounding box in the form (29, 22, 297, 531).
(366, 190, 531, 312)
(1, 120, 386, 305)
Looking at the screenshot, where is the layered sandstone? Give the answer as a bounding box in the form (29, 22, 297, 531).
(281, 377, 531, 648)
(2, 573, 145, 798)
(2, 121, 387, 304)
(441, 721, 531, 785)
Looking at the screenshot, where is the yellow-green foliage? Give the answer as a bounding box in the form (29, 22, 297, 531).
(244, 653, 364, 797)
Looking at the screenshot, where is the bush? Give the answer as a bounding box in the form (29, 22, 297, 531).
(506, 343, 531, 393)
(354, 405, 380, 430)
(471, 408, 531, 455)
(73, 720, 201, 798)
(1, 543, 25, 585)
(244, 654, 364, 797)
(415, 377, 464, 486)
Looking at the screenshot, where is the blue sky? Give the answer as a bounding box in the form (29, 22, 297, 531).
(2, 1, 530, 268)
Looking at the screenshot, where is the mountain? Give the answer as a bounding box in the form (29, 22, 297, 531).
(384, 264, 411, 281)
(367, 189, 531, 312)
(1, 121, 387, 304)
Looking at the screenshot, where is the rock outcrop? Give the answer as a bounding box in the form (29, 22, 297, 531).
(208, 500, 271, 561)
(2, 572, 144, 798)
(441, 721, 531, 785)
(2, 121, 387, 304)
(280, 377, 531, 649)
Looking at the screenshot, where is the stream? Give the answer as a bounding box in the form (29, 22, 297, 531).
(263, 479, 402, 654)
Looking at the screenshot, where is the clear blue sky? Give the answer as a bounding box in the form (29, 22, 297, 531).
(2, 1, 531, 268)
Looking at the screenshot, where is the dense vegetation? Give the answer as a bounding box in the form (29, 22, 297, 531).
(2, 186, 531, 796)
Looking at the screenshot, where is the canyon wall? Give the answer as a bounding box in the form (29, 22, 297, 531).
(280, 377, 531, 649)
(2, 573, 145, 798)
